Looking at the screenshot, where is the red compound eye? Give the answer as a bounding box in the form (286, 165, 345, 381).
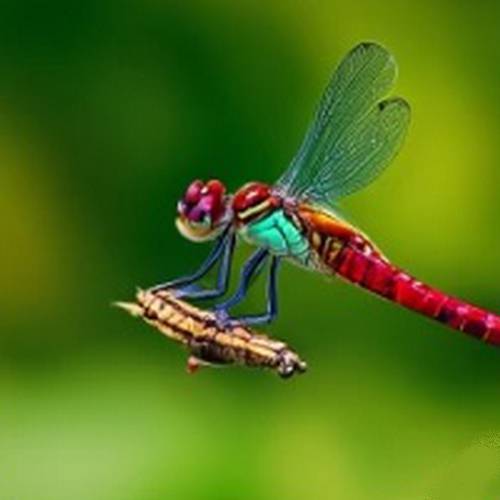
(206, 179, 225, 198)
(184, 180, 204, 205)
(205, 179, 226, 220)
(179, 179, 228, 225)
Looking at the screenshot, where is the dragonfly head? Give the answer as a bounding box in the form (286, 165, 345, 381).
(176, 179, 231, 242)
(232, 182, 280, 224)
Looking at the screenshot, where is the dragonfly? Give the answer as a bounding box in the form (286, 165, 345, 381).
(152, 42, 500, 346)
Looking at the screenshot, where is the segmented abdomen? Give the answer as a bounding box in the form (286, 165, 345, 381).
(331, 244, 500, 346)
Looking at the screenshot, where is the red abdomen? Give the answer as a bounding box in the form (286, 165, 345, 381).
(332, 245, 500, 346)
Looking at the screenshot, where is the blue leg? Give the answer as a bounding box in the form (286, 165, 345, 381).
(215, 250, 281, 327)
(150, 229, 235, 301)
(234, 256, 280, 326)
(177, 232, 235, 300)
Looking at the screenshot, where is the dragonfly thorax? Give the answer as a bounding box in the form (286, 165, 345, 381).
(232, 182, 309, 261)
(232, 182, 281, 224)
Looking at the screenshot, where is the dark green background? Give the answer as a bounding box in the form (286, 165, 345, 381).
(2, 1, 500, 499)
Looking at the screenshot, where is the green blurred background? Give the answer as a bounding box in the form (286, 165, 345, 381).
(2, 1, 500, 499)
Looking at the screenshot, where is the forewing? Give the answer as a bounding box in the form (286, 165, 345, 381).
(304, 97, 410, 200)
(276, 42, 410, 202)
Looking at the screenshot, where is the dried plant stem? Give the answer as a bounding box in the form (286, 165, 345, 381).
(115, 289, 307, 378)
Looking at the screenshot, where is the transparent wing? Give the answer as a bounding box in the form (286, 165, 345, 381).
(276, 42, 410, 202)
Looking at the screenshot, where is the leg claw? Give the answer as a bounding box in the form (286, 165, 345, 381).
(214, 309, 241, 329)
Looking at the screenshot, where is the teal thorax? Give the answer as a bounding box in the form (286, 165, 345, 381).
(239, 209, 309, 264)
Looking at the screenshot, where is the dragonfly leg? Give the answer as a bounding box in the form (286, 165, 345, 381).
(214, 250, 281, 328)
(179, 232, 236, 300)
(150, 229, 235, 301)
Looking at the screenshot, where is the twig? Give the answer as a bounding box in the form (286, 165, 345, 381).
(115, 289, 307, 379)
